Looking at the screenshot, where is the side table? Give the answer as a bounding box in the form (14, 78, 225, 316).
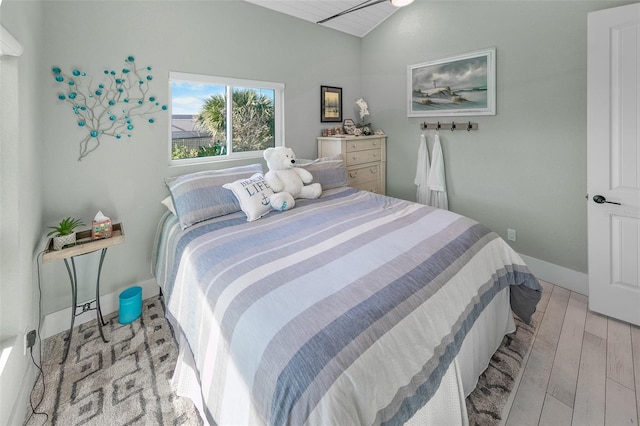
(43, 223, 125, 363)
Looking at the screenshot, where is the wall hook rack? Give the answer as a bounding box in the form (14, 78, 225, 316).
(420, 121, 478, 131)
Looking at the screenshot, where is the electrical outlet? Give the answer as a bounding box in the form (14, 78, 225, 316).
(507, 228, 517, 242)
(24, 330, 36, 355)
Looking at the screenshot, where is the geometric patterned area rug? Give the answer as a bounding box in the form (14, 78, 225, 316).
(25, 295, 202, 426)
(25, 294, 537, 426)
(465, 315, 538, 426)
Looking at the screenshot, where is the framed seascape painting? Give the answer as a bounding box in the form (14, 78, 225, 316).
(408, 48, 496, 117)
(321, 86, 342, 122)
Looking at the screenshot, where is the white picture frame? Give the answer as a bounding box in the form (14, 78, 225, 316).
(408, 48, 496, 117)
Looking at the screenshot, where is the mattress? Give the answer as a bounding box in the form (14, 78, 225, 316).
(153, 187, 541, 425)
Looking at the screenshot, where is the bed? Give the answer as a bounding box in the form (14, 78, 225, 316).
(153, 161, 541, 426)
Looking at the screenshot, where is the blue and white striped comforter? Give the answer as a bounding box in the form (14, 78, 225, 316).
(153, 187, 541, 426)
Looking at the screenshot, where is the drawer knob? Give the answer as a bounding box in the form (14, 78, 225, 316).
(373, 153, 377, 157)
(352, 144, 357, 148)
(370, 167, 377, 173)
(349, 171, 358, 178)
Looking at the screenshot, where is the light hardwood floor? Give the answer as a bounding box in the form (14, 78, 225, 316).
(503, 280, 640, 426)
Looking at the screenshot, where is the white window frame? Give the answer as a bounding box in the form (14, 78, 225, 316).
(169, 71, 285, 166)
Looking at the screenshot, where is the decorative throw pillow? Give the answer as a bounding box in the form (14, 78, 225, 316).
(223, 173, 274, 221)
(296, 155, 349, 190)
(165, 163, 263, 229)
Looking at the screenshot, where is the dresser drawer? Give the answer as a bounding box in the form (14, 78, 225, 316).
(345, 138, 383, 152)
(346, 149, 381, 166)
(348, 163, 380, 186)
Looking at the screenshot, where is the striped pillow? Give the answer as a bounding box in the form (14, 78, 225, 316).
(165, 163, 263, 229)
(296, 155, 349, 190)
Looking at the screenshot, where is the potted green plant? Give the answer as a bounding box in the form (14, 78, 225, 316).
(47, 217, 85, 250)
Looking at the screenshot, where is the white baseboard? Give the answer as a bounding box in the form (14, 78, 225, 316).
(41, 278, 160, 340)
(519, 254, 588, 296)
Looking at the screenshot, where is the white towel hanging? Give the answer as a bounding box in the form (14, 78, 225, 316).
(414, 132, 432, 205)
(428, 133, 448, 210)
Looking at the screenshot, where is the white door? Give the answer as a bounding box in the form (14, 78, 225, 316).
(587, 3, 640, 326)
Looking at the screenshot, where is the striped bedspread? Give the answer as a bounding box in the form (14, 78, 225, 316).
(153, 187, 541, 426)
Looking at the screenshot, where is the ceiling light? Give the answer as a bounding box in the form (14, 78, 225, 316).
(391, 0, 414, 7)
(317, 0, 414, 25)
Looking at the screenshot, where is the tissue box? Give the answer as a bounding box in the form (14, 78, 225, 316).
(92, 219, 112, 240)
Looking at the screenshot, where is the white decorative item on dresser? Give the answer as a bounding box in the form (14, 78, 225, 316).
(317, 134, 386, 194)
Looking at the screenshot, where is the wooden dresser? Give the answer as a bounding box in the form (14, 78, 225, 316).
(317, 135, 386, 194)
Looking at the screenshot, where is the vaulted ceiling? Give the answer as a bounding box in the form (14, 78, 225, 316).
(244, 0, 401, 38)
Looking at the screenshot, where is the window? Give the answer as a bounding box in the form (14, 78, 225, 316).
(169, 72, 284, 164)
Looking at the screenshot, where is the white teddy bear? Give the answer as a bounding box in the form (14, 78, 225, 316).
(264, 147, 322, 211)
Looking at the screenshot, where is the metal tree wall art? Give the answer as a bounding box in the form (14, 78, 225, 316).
(51, 56, 167, 161)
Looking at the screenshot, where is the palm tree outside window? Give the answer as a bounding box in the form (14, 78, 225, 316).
(169, 72, 284, 164)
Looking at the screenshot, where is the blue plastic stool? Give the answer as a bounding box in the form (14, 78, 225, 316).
(118, 286, 142, 324)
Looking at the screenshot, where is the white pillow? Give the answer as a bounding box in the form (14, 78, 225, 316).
(223, 173, 274, 221)
(161, 196, 176, 215)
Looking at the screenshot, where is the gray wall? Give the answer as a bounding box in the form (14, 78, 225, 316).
(0, 1, 44, 423)
(362, 0, 634, 274)
(27, 1, 362, 314)
(1, 0, 636, 422)
(5, 0, 634, 322)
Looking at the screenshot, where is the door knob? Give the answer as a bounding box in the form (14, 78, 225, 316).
(593, 195, 621, 205)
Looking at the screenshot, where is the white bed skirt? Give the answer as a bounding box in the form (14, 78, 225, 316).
(171, 287, 514, 426)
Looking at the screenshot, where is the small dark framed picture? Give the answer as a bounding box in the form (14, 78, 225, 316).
(321, 86, 342, 122)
